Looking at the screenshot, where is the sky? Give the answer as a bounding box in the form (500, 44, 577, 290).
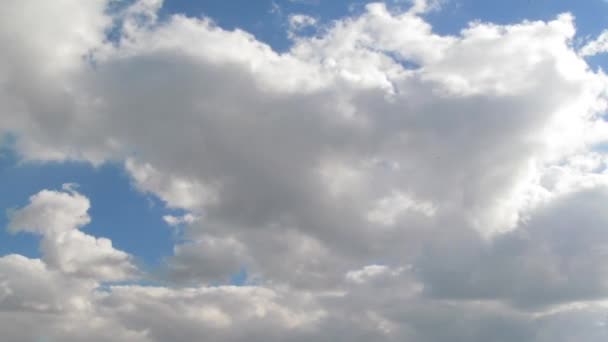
(1, 0, 608, 341)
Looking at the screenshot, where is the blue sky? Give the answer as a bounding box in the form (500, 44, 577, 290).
(2, 0, 607, 270)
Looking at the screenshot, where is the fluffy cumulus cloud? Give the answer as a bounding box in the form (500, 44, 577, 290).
(1, 0, 608, 340)
(7, 185, 137, 281)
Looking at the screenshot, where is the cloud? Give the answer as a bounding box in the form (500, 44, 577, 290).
(288, 14, 318, 38)
(1, 0, 608, 341)
(7, 185, 137, 281)
(289, 14, 317, 30)
(163, 213, 199, 226)
(415, 187, 608, 309)
(580, 29, 608, 56)
(345, 264, 406, 284)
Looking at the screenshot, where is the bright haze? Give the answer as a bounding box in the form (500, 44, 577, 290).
(1, 0, 608, 341)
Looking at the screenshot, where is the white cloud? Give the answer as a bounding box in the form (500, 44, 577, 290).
(163, 213, 199, 226)
(7, 185, 137, 281)
(366, 191, 436, 225)
(126, 158, 219, 210)
(406, 0, 443, 14)
(289, 14, 317, 31)
(1, 0, 608, 340)
(288, 14, 318, 40)
(8, 188, 91, 235)
(580, 30, 608, 56)
(345, 264, 404, 284)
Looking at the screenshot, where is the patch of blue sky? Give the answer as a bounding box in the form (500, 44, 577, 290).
(0, 138, 177, 267)
(585, 54, 608, 72)
(96, 279, 166, 293)
(426, 0, 607, 35)
(229, 267, 249, 286)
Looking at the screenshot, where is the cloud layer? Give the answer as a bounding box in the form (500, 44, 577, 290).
(1, 0, 608, 340)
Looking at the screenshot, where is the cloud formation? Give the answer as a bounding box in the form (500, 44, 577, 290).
(1, 0, 608, 340)
(7, 185, 137, 281)
(581, 29, 608, 56)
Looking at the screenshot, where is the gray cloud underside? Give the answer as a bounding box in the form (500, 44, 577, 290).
(1, 0, 608, 340)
